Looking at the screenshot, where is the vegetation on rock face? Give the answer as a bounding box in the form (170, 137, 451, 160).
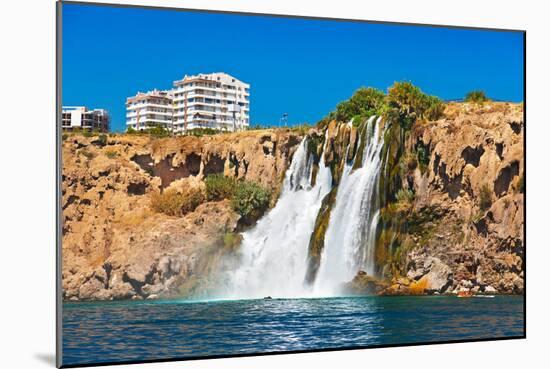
(291, 124, 313, 135)
(231, 181, 271, 222)
(306, 133, 326, 187)
(305, 187, 338, 284)
(416, 144, 430, 171)
(186, 128, 220, 137)
(396, 188, 415, 204)
(479, 183, 493, 211)
(150, 188, 205, 217)
(205, 174, 237, 201)
(79, 148, 96, 160)
(465, 90, 490, 104)
(315, 82, 446, 280)
(127, 125, 171, 138)
(204, 173, 272, 223)
(95, 134, 108, 147)
(104, 149, 118, 159)
(223, 232, 243, 251)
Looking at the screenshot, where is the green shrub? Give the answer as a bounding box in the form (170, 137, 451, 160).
(385, 81, 445, 130)
(291, 124, 312, 135)
(479, 184, 493, 211)
(417, 146, 430, 168)
(317, 82, 445, 129)
(396, 188, 415, 203)
(80, 149, 95, 160)
(205, 174, 237, 201)
(105, 149, 118, 159)
(148, 125, 171, 138)
(334, 87, 386, 123)
(465, 90, 490, 104)
(423, 94, 446, 120)
(223, 232, 243, 250)
(62, 133, 69, 141)
(126, 127, 138, 134)
(231, 181, 271, 220)
(82, 130, 94, 138)
(186, 128, 219, 137)
(97, 134, 108, 146)
(150, 188, 205, 217)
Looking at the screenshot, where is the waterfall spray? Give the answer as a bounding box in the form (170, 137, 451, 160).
(222, 136, 332, 299)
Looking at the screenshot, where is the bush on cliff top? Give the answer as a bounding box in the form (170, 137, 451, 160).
(328, 87, 386, 124)
(318, 82, 444, 129)
(127, 126, 171, 138)
(465, 90, 490, 104)
(186, 128, 219, 137)
(150, 188, 205, 217)
(384, 82, 445, 129)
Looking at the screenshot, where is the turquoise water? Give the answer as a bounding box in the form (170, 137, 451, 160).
(62, 296, 524, 366)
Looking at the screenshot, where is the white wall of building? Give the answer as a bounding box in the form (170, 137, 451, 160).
(126, 90, 174, 131)
(61, 106, 109, 131)
(173, 72, 250, 133)
(125, 73, 250, 133)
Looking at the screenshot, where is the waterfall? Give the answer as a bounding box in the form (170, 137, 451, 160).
(222, 136, 332, 299)
(314, 116, 385, 296)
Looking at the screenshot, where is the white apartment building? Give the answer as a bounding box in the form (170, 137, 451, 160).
(126, 89, 174, 131)
(172, 72, 250, 133)
(125, 73, 250, 133)
(62, 106, 110, 132)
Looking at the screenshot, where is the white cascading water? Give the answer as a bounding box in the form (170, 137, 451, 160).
(222, 136, 332, 299)
(314, 116, 385, 296)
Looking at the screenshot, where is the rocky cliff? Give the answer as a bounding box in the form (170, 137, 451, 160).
(62, 102, 524, 301)
(61, 130, 303, 301)
(397, 102, 524, 295)
(319, 102, 524, 295)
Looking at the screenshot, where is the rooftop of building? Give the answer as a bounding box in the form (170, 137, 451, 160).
(62, 106, 108, 114)
(173, 72, 249, 88)
(126, 89, 174, 104)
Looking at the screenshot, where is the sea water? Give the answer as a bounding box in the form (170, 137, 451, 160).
(62, 296, 524, 366)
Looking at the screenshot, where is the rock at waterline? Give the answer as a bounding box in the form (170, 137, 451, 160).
(340, 271, 388, 296)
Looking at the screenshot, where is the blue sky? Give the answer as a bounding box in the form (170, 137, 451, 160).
(62, 3, 524, 132)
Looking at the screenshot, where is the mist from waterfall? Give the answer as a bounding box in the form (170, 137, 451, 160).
(314, 116, 385, 296)
(222, 137, 332, 299)
(220, 116, 386, 299)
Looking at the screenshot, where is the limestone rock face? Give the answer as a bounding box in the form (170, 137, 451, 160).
(341, 271, 388, 295)
(398, 102, 524, 295)
(62, 129, 303, 301)
(409, 257, 453, 293)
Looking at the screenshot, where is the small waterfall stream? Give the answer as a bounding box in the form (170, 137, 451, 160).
(223, 137, 332, 299)
(221, 116, 386, 299)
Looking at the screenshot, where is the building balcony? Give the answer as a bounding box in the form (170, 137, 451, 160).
(126, 103, 173, 110)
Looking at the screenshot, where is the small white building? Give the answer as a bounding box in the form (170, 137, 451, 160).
(125, 89, 174, 131)
(62, 106, 110, 132)
(172, 72, 250, 133)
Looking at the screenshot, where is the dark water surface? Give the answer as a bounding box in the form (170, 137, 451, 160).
(62, 296, 524, 366)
